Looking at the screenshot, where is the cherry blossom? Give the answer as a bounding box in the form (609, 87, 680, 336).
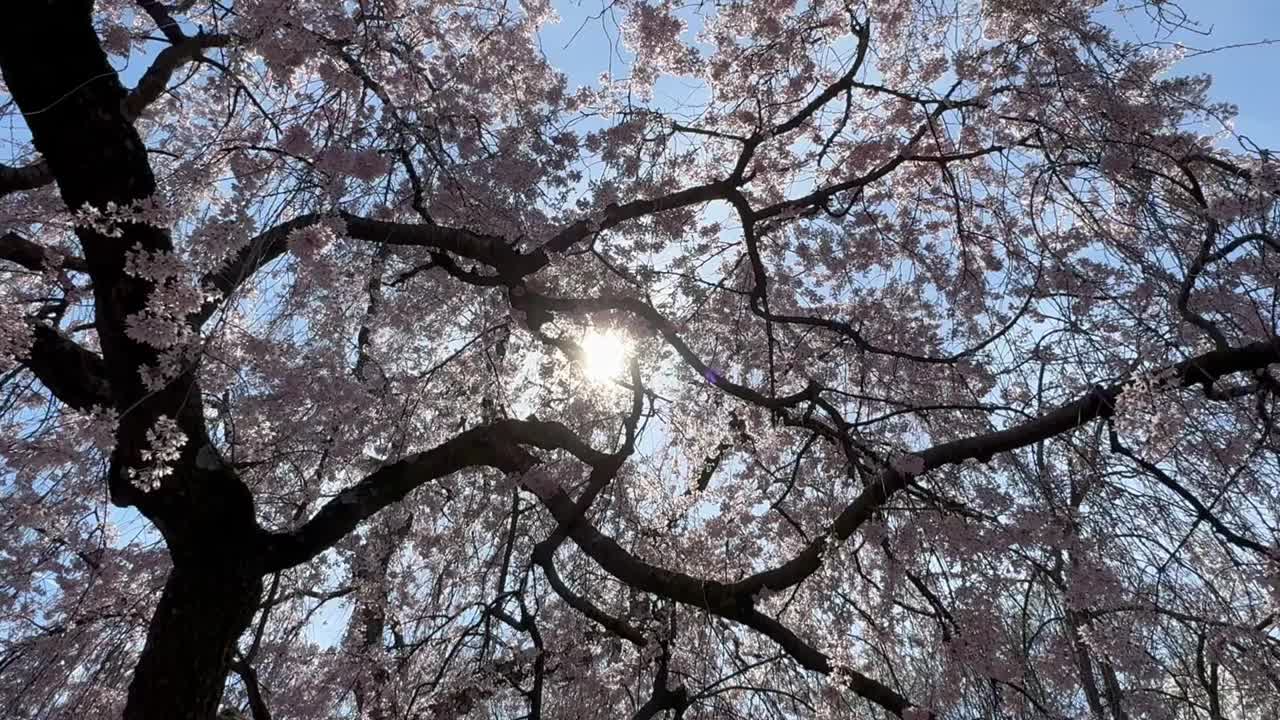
(1, 1, 1278, 719)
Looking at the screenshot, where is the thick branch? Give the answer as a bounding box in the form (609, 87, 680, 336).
(229, 658, 273, 720)
(125, 32, 231, 120)
(261, 422, 535, 570)
(24, 324, 112, 410)
(542, 181, 730, 253)
(136, 0, 187, 44)
(0, 161, 54, 199)
(197, 213, 323, 323)
(0, 230, 88, 273)
(342, 212, 540, 281)
(730, 338, 1280, 598)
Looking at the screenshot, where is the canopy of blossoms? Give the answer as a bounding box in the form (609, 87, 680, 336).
(0, 1, 1277, 718)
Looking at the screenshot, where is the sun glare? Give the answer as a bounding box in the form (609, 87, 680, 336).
(580, 330, 629, 382)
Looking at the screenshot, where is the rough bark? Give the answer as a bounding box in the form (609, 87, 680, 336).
(0, 5, 265, 718)
(125, 563, 264, 720)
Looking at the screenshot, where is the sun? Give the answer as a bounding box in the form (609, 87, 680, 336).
(579, 330, 630, 383)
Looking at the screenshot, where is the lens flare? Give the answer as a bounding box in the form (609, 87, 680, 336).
(580, 330, 629, 382)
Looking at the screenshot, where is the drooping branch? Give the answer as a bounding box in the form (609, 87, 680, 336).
(729, 338, 1280, 599)
(262, 414, 621, 570)
(532, 546, 648, 647)
(261, 411, 920, 714)
(1108, 425, 1273, 557)
(528, 461, 918, 715)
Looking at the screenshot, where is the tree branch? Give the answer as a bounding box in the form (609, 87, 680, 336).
(125, 31, 232, 120)
(136, 0, 187, 44)
(196, 213, 323, 324)
(22, 323, 113, 411)
(260, 411, 918, 714)
(260, 421, 537, 570)
(341, 212, 541, 281)
(229, 657, 273, 720)
(730, 338, 1280, 599)
(0, 230, 88, 273)
(0, 160, 53, 199)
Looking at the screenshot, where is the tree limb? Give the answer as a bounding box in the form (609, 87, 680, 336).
(0, 161, 53, 199)
(23, 323, 113, 411)
(730, 338, 1280, 599)
(125, 31, 232, 120)
(197, 213, 323, 323)
(0, 230, 88, 273)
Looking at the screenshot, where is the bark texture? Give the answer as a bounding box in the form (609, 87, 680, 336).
(0, 4, 264, 717)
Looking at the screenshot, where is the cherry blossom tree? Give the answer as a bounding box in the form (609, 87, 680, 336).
(1, 0, 1278, 718)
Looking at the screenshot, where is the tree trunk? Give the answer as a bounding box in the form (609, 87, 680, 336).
(0, 6, 269, 716)
(124, 563, 264, 720)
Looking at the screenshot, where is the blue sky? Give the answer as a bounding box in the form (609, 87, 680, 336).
(1112, 0, 1279, 149)
(535, 0, 1280, 150)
